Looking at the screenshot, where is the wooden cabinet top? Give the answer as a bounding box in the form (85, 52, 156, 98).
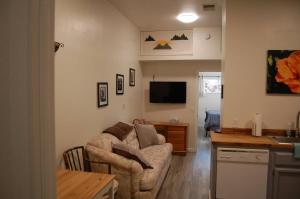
(151, 121, 189, 127)
(211, 132, 294, 150)
(56, 169, 114, 199)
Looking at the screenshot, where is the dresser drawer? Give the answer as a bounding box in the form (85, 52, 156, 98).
(168, 131, 185, 139)
(168, 126, 186, 131)
(172, 143, 185, 151)
(168, 137, 185, 144)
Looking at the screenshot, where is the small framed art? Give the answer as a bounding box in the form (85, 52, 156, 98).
(129, 68, 135, 87)
(97, 82, 108, 107)
(116, 74, 124, 95)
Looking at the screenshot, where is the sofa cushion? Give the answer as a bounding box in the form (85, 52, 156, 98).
(135, 124, 159, 149)
(112, 143, 153, 169)
(87, 133, 121, 151)
(123, 128, 140, 150)
(139, 143, 173, 191)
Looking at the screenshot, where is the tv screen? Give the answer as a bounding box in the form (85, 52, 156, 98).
(150, 81, 186, 103)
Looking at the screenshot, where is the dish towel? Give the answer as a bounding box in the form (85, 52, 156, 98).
(294, 143, 300, 159)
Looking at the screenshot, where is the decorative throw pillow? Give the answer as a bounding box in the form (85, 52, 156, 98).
(112, 143, 153, 169)
(115, 122, 133, 133)
(135, 124, 159, 149)
(103, 122, 133, 141)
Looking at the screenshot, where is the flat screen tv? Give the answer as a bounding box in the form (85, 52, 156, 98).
(150, 81, 186, 103)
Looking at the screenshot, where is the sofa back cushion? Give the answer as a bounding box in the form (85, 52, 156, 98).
(112, 143, 153, 169)
(135, 124, 159, 149)
(122, 128, 140, 149)
(87, 133, 121, 151)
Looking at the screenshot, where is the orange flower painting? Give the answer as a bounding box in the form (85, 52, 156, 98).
(267, 50, 300, 94)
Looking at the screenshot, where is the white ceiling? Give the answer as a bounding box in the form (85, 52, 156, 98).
(108, 0, 222, 31)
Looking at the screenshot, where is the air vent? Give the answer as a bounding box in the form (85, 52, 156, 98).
(203, 4, 215, 11)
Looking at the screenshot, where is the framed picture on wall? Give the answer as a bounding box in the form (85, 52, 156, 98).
(267, 50, 300, 94)
(140, 30, 193, 56)
(97, 82, 108, 107)
(116, 74, 124, 95)
(129, 68, 135, 87)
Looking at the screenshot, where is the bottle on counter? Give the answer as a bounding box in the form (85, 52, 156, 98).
(286, 122, 294, 137)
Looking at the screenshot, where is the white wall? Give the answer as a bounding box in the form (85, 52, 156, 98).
(55, 0, 142, 165)
(142, 61, 221, 151)
(198, 73, 221, 127)
(139, 27, 222, 61)
(222, 0, 300, 129)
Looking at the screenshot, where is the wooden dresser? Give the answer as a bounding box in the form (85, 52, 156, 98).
(153, 121, 188, 155)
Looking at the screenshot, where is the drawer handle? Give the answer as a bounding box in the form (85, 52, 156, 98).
(220, 156, 232, 159)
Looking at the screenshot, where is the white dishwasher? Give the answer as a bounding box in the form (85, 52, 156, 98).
(216, 147, 269, 199)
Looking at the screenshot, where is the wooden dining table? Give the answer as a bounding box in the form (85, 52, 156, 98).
(56, 169, 115, 199)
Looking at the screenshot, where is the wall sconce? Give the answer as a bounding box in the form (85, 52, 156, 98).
(55, 41, 64, 53)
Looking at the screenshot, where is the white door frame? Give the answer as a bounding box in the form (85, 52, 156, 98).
(34, 0, 56, 198)
(196, 72, 222, 138)
(0, 0, 55, 198)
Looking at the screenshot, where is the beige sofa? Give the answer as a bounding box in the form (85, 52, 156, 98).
(86, 127, 173, 199)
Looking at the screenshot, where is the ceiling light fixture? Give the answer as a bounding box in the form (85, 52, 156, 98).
(176, 13, 199, 23)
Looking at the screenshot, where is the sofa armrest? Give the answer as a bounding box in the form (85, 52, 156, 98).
(157, 134, 166, 145)
(85, 145, 143, 197)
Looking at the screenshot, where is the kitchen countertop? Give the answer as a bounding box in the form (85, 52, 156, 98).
(211, 132, 294, 150)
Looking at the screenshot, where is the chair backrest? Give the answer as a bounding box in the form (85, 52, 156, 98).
(63, 146, 91, 172)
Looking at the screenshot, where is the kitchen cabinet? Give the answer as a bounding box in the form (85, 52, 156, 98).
(210, 133, 300, 199)
(268, 151, 300, 199)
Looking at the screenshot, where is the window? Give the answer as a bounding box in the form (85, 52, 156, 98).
(202, 76, 221, 94)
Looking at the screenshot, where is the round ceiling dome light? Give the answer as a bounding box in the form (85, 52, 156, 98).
(176, 13, 199, 23)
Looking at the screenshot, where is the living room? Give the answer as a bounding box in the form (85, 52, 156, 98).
(55, 1, 221, 198)
(2, 0, 300, 199)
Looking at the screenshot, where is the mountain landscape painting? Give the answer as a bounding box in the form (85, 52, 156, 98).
(171, 34, 189, 40)
(140, 30, 193, 56)
(145, 35, 155, 41)
(153, 40, 172, 50)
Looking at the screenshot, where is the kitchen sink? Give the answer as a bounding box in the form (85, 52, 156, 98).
(271, 136, 300, 143)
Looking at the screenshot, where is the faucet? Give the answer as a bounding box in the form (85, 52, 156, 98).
(296, 111, 300, 137)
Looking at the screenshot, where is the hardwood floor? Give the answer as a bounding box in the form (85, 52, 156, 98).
(156, 131, 211, 199)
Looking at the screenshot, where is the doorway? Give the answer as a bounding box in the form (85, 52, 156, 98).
(198, 72, 221, 138)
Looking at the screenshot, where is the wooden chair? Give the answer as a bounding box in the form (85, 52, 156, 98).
(63, 146, 111, 173)
(63, 146, 118, 197)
